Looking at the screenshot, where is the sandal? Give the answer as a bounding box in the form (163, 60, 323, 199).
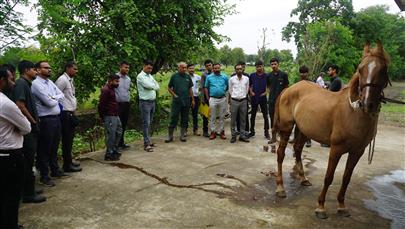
(144, 145, 154, 152)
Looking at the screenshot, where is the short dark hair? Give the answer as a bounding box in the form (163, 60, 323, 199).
(0, 67, 10, 80)
(234, 64, 242, 69)
(108, 74, 120, 81)
(213, 63, 221, 67)
(64, 61, 77, 71)
(270, 57, 279, 63)
(120, 61, 130, 66)
(255, 60, 264, 66)
(187, 63, 195, 68)
(299, 65, 309, 73)
(236, 61, 246, 66)
(329, 64, 339, 73)
(143, 60, 153, 66)
(18, 60, 35, 75)
(35, 61, 48, 69)
(204, 59, 213, 66)
(2, 64, 16, 74)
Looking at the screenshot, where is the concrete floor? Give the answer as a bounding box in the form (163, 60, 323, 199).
(20, 116, 405, 228)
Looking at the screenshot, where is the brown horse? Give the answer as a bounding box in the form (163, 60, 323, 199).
(272, 42, 390, 219)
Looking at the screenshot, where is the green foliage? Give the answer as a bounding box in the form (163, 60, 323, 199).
(350, 5, 405, 80)
(299, 20, 359, 80)
(282, 0, 354, 49)
(36, 0, 235, 102)
(0, 46, 48, 67)
(0, 0, 32, 51)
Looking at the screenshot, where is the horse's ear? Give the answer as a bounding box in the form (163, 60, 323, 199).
(376, 40, 384, 54)
(363, 41, 371, 57)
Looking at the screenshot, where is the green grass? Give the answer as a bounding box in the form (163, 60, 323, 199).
(381, 103, 405, 113)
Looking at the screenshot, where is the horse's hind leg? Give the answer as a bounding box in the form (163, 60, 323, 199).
(275, 131, 290, 198)
(336, 151, 363, 217)
(293, 131, 312, 186)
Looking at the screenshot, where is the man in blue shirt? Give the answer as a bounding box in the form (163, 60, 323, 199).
(249, 60, 270, 139)
(204, 63, 228, 140)
(31, 61, 67, 187)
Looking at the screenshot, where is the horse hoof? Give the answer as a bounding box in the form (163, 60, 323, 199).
(301, 180, 312, 186)
(276, 190, 287, 198)
(315, 209, 328, 219)
(337, 208, 351, 217)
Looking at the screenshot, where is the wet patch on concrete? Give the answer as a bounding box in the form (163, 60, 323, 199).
(364, 170, 405, 229)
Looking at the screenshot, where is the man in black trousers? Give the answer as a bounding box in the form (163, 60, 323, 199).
(56, 61, 82, 172)
(116, 61, 132, 149)
(0, 66, 31, 229)
(12, 60, 47, 203)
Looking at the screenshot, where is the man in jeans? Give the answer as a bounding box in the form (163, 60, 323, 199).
(228, 63, 250, 143)
(55, 61, 82, 172)
(136, 60, 160, 152)
(116, 61, 132, 149)
(98, 74, 122, 161)
(0, 67, 31, 229)
(12, 60, 46, 203)
(204, 63, 228, 140)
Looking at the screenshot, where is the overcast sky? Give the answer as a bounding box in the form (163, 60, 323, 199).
(16, 0, 404, 56)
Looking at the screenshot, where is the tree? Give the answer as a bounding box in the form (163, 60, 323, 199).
(350, 5, 405, 80)
(231, 47, 245, 64)
(0, 0, 32, 51)
(282, 0, 354, 50)
(298, 20, 359, 80)
(0, 46, 48, 67)
(245, 54, 258, 65)
(36, 0, 234, 101)
(218, 45, 233, 67)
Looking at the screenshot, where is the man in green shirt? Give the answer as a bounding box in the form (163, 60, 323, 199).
(136, 60, 160, 152)
(165, 62, 195, 143)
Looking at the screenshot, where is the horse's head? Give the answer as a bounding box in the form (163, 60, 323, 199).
(356, 41, 390, 113)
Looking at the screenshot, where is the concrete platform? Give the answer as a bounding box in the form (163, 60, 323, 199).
(20, 117, 405, 228)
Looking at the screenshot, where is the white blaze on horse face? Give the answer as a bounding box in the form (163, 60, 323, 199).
(364, 61, 377, 105)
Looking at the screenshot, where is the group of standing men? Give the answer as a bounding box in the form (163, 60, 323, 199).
(0, 60, 83, 229)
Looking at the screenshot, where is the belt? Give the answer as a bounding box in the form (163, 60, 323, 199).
(62, 110, 74, 114)
(0, 149, 22, 157)
(211, 96, 225, 99)
(231, 97, 246, 102)
(39, 115, 59, 119)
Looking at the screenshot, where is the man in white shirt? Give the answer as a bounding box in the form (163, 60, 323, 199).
(228, 64, 250, 143)
(0, 67, 31, 229)
(32, 61, 66, 187)
(56, 61, 82, 173)
(316, 72, 326, 88)
(187, 63, 201, 136)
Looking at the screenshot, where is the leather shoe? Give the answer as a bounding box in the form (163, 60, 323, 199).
(220, 131, 226, 140)
(35, 187, 44, 195)
(39, 177, 55, 187)
(64, 165, 82, 173)
(209, 132, 216, 140)
(50, 171, 70, 178)
(239, 137, 250, 143)
(23, 194, 47, 203)
(230, 136, 237, 143)
(203, 131, 210, 138)
(119, 144, 130, 149)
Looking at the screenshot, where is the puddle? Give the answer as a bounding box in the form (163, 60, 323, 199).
(364, 170, 405, 229)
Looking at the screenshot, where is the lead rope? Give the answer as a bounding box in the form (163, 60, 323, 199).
(368, 115, 379, 165)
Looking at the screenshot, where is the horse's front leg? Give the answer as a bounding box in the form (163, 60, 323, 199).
(293, 132, 312, 186)
(336, 150, 364, 217)
(316, 146, 344, 219)
(275, 131, 289, 198)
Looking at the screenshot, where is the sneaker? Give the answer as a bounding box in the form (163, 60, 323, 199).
(193, 130, 201, 136)
(248, 132, 255, 138)
(230, 136, 237, 143)
(39, 177, 55, 187)
(239, 137, 250, 143)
